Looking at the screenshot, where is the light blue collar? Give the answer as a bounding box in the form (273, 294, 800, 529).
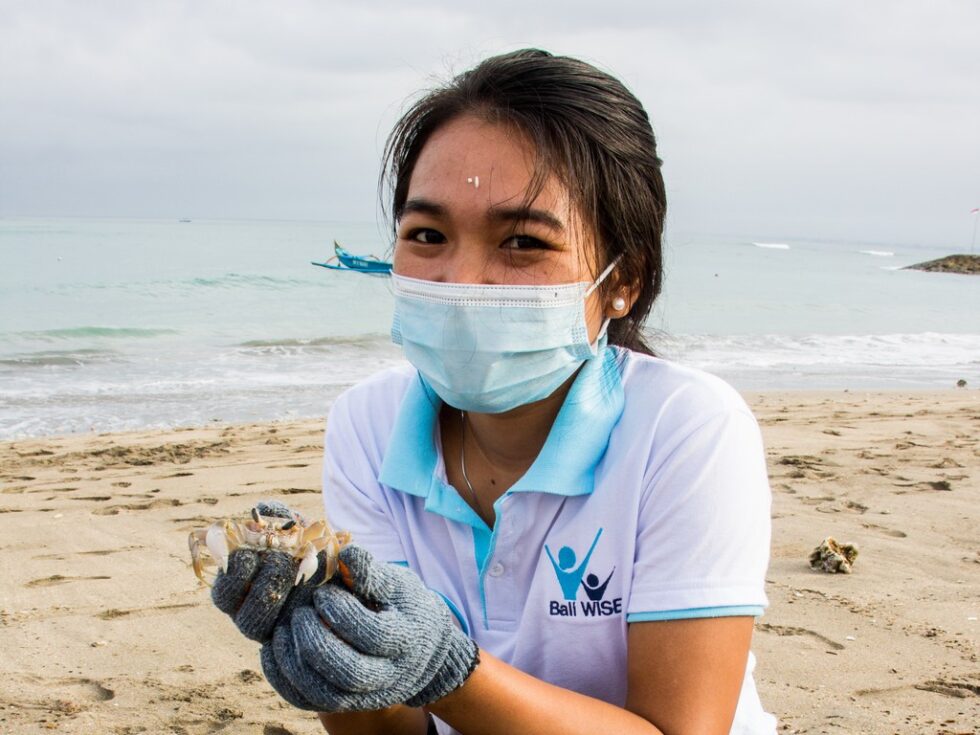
(378, 347, 626, 524)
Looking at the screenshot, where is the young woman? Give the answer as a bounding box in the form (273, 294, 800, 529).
(211, 49, 777, 735)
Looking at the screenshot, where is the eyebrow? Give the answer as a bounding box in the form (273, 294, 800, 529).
(399, 197, 566, 232)
(399, 198, 447, 219)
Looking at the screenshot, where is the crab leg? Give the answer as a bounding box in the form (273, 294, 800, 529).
(300, 520, 327, 545)
(225, 521, 246, 552)
(321, 534, 341, 581)
(188, 529, 210, 583)
(205, 522, 230, 573)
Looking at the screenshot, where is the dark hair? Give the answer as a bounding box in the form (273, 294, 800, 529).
(381, 48, 666, 355)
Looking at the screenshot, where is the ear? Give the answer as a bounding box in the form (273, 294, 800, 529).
(603, 274, 642, 319)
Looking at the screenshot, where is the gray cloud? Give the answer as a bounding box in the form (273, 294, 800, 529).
(1, 0, 977, 245)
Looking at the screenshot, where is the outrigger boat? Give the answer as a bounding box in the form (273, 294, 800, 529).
(311, 241, 392, 276)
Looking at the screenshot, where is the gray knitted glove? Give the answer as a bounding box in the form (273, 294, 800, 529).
(259, 544, 479, 713)
(210, 501, 324, 642)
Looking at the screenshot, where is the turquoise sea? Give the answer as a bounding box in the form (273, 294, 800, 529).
(1, 217, 978, 438)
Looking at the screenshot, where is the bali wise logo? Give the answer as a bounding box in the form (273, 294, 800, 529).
(544, 528, 622, 618)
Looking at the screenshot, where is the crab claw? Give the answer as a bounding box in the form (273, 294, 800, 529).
(205, 522, 230, 573)
(295, 541, 319, 586)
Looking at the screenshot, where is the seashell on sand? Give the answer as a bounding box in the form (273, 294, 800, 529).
(809, 537, 859, 574)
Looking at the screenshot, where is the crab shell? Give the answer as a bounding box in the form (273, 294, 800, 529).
(188, 507, 352, 588)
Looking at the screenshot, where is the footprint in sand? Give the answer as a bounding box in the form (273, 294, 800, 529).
(796, 495, 836, 506)
(60, 676, 115, 701)
(895, 441, 930, 450)
(16, 449, 55, 458)
(856, 449, 890, 460)
(26, 574, 111, 588)
(275, 487, 319, 495)
(33, 545, 144, 560)
(98, 602, 198, 621)
(776, 455, 839, 480)
(172, 515, 214, 532)
(28, 486, 79, 494)
(816, 499, 868, 515)
(756, 623, 844, 651)
(861, 522, 907, 538)
(913, 679, 980, 698)
(34, 676, 116, 714)
(859, 466, 891, 477)
(92, 498, 183, 515)
(860, 679, 980, 700)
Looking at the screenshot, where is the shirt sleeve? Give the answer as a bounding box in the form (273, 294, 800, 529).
(321, 391, 408, 564)
(627, 408, 771, 619)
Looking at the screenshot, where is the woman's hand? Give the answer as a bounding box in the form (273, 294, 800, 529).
(209, 500, 320, 642)
(260, 545, 479, 713)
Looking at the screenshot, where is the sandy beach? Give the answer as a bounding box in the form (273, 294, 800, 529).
(0, 390, 977, 734)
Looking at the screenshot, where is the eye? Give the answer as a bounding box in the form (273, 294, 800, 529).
(502, 235, 549, 250)
(405, 228, 446, 245)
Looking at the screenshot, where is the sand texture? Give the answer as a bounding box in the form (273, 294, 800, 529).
(1, 391, 977, 734)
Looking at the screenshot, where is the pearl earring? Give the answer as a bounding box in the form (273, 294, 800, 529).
(612, 296, 626, 312)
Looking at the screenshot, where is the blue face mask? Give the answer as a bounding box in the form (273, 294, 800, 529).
(390, 260, 618, 414)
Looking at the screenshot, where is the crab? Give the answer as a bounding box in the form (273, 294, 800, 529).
(188, 506, 352, 588)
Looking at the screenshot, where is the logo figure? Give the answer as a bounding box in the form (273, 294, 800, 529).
(545, 528, 603, 601)
(581, 569, 615, 601)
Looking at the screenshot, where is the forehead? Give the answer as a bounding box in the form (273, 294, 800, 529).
(407, 115, 570, 214)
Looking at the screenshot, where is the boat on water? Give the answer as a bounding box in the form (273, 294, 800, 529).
(312, 241, 392, 275)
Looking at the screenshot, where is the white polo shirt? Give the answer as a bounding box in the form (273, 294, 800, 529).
(321, 347, 777, 734)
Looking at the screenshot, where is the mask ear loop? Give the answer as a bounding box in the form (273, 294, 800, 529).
(583, 255, 622, 298)
(594, 317, 612, 346)
(584, 255, 622, 350)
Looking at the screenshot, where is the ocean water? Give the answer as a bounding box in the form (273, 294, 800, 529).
(1, 217, 978, 439)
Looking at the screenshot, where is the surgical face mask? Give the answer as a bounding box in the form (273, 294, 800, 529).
(390, 260, 618, 414)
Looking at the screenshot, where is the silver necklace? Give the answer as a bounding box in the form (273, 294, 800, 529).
(459, 411, 486, 519)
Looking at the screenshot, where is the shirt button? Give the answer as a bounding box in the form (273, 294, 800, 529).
(489, 562, 505, 577)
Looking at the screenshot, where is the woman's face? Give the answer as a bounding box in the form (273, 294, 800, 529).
(393, 115, 608, 341)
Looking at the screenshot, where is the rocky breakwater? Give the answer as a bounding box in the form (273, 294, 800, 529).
(904, 254, 980, 274)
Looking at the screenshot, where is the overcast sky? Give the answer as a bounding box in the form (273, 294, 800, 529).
(1, 0, 978, 246)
